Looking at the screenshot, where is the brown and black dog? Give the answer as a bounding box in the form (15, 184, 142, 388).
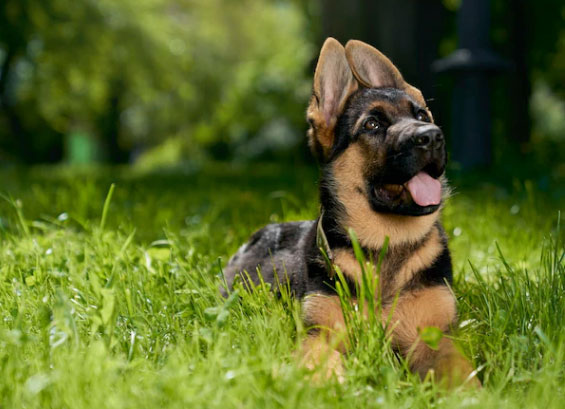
(223, 38, 480, 388)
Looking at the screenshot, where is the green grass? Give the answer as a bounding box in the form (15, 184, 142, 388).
(0, 162, 563, 408)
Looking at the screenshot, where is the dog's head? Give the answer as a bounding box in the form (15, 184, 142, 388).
(308, 38, 447, 221)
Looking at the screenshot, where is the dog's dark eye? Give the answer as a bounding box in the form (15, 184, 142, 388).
(364, 117, 380, 131)
(416, 111, 430, 122)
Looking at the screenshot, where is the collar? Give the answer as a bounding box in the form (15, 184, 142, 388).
(316, 208, 335, 277)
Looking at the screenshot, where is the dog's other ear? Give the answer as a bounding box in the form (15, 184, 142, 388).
(345, 40, 426, 106)
(307, 38, 357, 160)
(345, 40, 404, 88)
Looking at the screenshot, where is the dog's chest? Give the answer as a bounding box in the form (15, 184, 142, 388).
(332, 226, 443, 299)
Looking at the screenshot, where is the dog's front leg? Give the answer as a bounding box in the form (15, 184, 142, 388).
(300, 294, 348, 382)
(384, 285, 481, 388)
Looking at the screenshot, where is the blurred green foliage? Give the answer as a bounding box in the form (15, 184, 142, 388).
(1, 0, 564, 166)
(0, 0, 313, 163)
(490, 0, 565, 146)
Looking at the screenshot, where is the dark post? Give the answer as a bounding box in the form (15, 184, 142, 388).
(433, 0, 509, 168)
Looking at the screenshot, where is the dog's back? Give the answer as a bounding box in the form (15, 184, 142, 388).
(223, 220, 316, 296)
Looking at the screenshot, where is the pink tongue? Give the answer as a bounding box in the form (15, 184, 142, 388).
(405, 172, 442, 207)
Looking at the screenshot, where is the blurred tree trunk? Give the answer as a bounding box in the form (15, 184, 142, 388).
(99, 78, 129, 163)
(0, 47, 30, 162)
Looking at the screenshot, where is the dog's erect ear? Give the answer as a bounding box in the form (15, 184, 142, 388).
(344, 40, 405, 89)
(345, 39, 426, 106)
(313, 38, 356, 126)
(307, 38, 357, 159)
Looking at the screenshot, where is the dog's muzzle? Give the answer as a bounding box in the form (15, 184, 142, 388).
(412, 124, 444, 152)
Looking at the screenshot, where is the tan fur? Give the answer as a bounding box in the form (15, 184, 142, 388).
(385, 285, 456, 348)
(333, 248, 370, 283)
(403, 85, 427, 108)
(306, 106, 333, 155)
(300, 294, 348, 382)
(383, 286, 479, 387)
(302, 295, 346, 341)
(332, 144, 438, 248)
(368, 99, 410, 116)
(433, 338, 482, 388)
(301, 287, 479, 387)
(300, 334, 345, 383)
(392, 226, 443, 292)
(334, 226, 443, 297)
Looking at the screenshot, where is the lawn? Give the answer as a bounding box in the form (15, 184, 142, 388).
(0, 162, 563, 408)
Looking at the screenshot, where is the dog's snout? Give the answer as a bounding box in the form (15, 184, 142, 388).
(413, 126, 443, 150)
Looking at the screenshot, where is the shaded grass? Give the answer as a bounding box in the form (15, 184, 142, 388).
(0, 162, 563, 408)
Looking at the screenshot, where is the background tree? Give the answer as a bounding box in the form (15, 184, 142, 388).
(0, 0, 313, 164)
(1, 0, 564, 166)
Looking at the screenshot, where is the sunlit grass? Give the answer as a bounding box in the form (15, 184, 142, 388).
(0, 163, 563, 408)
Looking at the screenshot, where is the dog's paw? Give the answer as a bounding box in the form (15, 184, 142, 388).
(432, 354, 482, 390)
(305, 349, 345, 384)
(300, 337, 345, 384)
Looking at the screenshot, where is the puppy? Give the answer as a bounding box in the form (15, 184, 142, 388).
(223, 38, 480, 388)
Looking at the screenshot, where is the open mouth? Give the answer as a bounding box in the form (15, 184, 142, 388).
(375, 171, 442, 208)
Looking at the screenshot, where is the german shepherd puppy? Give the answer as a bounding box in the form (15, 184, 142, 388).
(223, 38, 480, 388)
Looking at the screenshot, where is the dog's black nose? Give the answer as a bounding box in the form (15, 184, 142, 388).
(413, 126, 443, 150)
